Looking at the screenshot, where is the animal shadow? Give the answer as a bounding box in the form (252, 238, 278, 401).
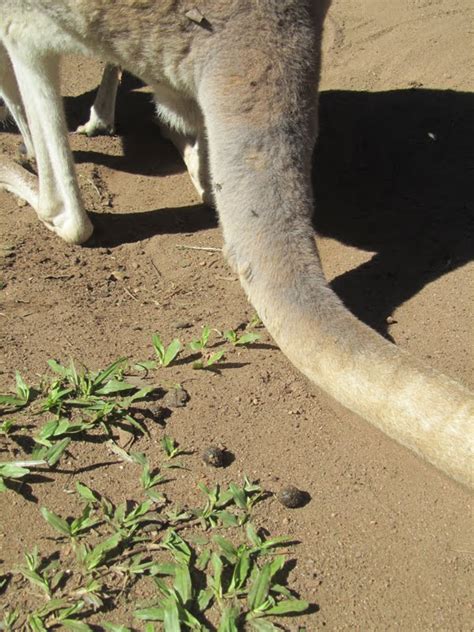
(314, 88, 473, 335)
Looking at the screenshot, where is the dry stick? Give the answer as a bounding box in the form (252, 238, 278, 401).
(176, 245, 222, 252)
(150, 258, 162, 279)
(124, 286, 140, 302)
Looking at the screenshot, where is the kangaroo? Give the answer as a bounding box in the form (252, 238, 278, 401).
(0, 1, 472, 487)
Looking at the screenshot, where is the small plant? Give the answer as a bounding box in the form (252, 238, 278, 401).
(192, 349, 225, 370)
(0, 462, 30, 492)
(43, 357, 133, 411)
(248, 313, 263, 329)
(161, 435, 186, 460)
(40, 504, 100, 541)
(0, 332, 313, 629)
(1, 609, 20, 631)
(0, 372, 31, 410)
(193, 477, 262, 529)
(18, 547, 62, 598)
(131, 452, 166, 503)
(0, 459, 46, 492)
(0, 419, 15, 437)
(152, 333, 181, 367)
(188, 325, 212, 352)
(224, 329, 261, 346)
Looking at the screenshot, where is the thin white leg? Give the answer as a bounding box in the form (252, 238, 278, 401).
(7, 47, 93, 243)
(0, 43, 34, 158)
(76, 63, 121, 136)
(159, 122, 212, 204)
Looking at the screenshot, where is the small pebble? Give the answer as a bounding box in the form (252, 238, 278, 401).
(202, 446, 226, 468)
(277, 485, 307, 508)
(176, 322, 192, 329)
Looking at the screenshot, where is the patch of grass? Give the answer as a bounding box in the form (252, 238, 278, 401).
(0, 319, 314, 629)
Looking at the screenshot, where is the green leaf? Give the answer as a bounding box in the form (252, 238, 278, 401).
(206, 350, 225, 366)
(268, 556, 286, 580)
(60, 620, 92, 631)
(163, 339, 181, 367)
(223, 330, 238, 344)
(161, 435, 175, 457)
(228, 483, 247, 509)
(103, 624, 132, 632)
(94, 379, 136, 396)
(15, 371, 30, 400)
(162, 530, 191, 564)
(195, 548, 211, 571)
(249, 620, 280, 631)
(0, 395, 26, 408)
(265, 599, 309, 616)
(0, 463, 30, 479)
(197, 587, 214, 612)
(47, 359, 68, 376)
(0, 419, 14, 435)
(213, 535, 237, 561)
(41, 507, 71, 536)
(189, 340, 203, 352)
(173, 564, 192, 604)
(20, 569, 50, 596)
(45, 437, 71, 466)
(27, 614, 48, 632)
(217, 606, 240, 632)
(215, 510, 239, 527)
(92, 357, 128, 387)
(76, 481, 100, 504)
(152, 333, 165, 360)
(127, 385, 155, 404)
(235, 332, 260, 346)
(211, 553, 224, 598)
(246, 524, 262, 548)
(33, 599, 71, 617)
(229, 551, 251, 593)
(134, 606, 164, 621)
(256, 536, 292, 553)
(162, 596, 180, 632)
(134, 360, 158, 371)
(84, 532, 122, 570)
(248, 562, 272, 611)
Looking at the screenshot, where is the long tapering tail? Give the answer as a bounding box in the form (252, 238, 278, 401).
(199, 38, 473, 487)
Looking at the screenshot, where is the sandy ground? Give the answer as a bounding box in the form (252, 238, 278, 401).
(0, 0, 472, 629)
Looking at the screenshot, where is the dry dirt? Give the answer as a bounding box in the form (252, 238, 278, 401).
(0, 0, 473, 629)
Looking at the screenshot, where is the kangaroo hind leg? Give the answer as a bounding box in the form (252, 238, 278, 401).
(4, 45, 93, 243)
(76, 64, 121, 137)
(154, 85, 212, 205)
(0, 43, 34, 159)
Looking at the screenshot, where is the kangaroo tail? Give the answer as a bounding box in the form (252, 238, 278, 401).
(198, 22, 473, 488)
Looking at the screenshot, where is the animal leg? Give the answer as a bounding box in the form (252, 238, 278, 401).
(159, 123, 212, 205)
(76, 63, 121, 136)
(0, 43, 34, 158)
(154, 85, 212, 204)
(4, 46, 93, 243)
